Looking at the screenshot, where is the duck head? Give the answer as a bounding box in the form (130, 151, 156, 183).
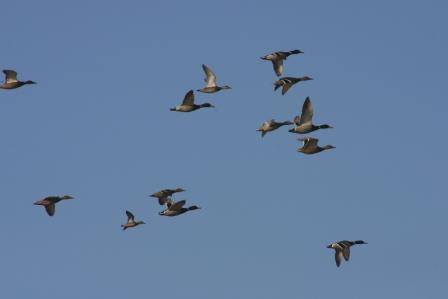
(200, 103, 215, 108)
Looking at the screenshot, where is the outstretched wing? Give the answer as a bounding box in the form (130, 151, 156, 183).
(281, 84, 292, 95)
(182, 90, 195, 105)
(45, 204, 55, 216)
(125, 210, 135, 222)
(300, 137, 319, 151)
(272, 60, 283, 77)
(342, 247, 351, 261)
(169, 200, 186, 211)
(202, 64, 217, 87)
(299, 97, 314, 124)
(3, 70, 18, 83)
(335, 250, 344, 267)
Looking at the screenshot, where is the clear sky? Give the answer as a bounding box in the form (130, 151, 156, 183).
(1, 1, 447, 298)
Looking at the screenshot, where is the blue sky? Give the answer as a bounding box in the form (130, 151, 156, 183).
(1, 1, 447, 298)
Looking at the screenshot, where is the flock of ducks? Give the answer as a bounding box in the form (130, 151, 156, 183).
(3, 48, 365, 267)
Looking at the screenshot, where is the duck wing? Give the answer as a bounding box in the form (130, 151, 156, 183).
(300, 137, 318, 151)
(342, 247, 350, 261)
(335, 250, 344, 267)
(169, 200, 186, 211)
(125, 210, 135, 222)
(281, 83, 292, 95)
(45, 204, 56, 216)
(182, 90, 195, 105)
(272, 60, 283, 77)
(202, 64, 217, 87)
(3, 69, 18, 83)
(299, 97, 313, 125)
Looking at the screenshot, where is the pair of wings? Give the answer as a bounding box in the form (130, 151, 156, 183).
(3, 69, 18, 84)
(293, 97, 314, 126)
(335, 247, 351, 267)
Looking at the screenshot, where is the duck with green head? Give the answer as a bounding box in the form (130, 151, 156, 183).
(289, 97, 333, 134)
(0, 70, 36, 89)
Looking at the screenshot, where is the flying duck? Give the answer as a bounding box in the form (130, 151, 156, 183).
(289, 97, 333, 134)
(260, 49, 303, 76)
(0, 70, 36, 89)
(256, 119, 293, 137)
(121, 210, 145, 230)
(327, 240, 368, 267)
(33, 195, 74, 216)
(297, 137, 335, 155)
(274, 76, 313, 95)
(159, 199, 200, 217)
(170, 90, 214, 112)
(197, 64, 231, 93)
(150, 188, 185, 205)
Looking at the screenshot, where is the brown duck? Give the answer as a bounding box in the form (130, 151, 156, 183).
(33, 195, 74, 216)
(274, 76, 312, 95)
(260, 49, 303, 76)
(297, 137, 335, 154)
(256, 119, 293, 137)
(327, 240, 367, 267)
(0, 70, 36, 89)
(121, 210, 145, 230)
(159, 199, 200, 217)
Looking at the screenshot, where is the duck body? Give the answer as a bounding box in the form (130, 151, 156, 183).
(0, 70, 36, 89)
(159, 200, 200, 217)
(274, 76, 312, 95)
(197, 86, 231, 93)
(170, 90, 214, 112)
(327, 240, 367, 267)
(297, 137, 335, 155)
(197, 64, 231, 94)
(121, 210, 145, 230)
(256, 119, 293, 137)
(289, 123, 333, 134)
(33, 195, 74, 216)
(260, 49, 303, 76)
